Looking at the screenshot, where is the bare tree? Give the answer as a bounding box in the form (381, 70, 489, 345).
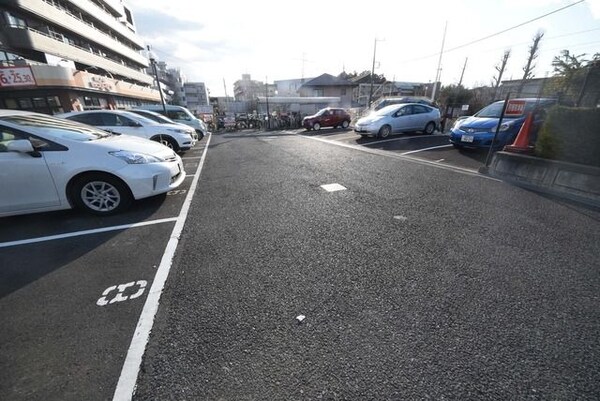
(492, 49, 511, 99)
(516, 31, 544, 96)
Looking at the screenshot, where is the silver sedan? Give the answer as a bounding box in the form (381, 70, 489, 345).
(354, 103, 440, 138)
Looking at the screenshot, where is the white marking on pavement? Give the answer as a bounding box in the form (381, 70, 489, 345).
(97, 281, 147, 307)
(400, 144, 453, 155)
(181, 156, 203, 160)
(435, 159, 446, 163)
(321, 183, 347, 192)
(393, 215, 408, 221)
(112, 132, 212, 401)
(362, 134, 445, 146)
(297, 134, 500, 180)
(0, 218, 178, 249)
(166, 189, 187, 196)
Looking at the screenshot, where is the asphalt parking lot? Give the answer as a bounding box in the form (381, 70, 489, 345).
(0, 138, 208, 401)
(295, 127, 489, 172)
(2, 127, 481, 400)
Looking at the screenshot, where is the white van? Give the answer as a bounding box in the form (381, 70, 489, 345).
(139, 105, 208, 140)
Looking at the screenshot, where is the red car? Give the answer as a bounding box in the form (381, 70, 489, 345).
(302, 107, 351, 131)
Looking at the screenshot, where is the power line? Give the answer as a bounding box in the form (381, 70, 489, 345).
(400, 0, 587, 63)
(444, 0, 585, 53)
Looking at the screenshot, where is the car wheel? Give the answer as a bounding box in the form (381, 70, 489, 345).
(378, 125, 391, 139)
(452, 143, 464, 149)
(71, 173, 132, 215)
(152, 135, 180, 152)
(196, 130, 205, 141)
(342, 120, 350, 129)
(424, 122, 435, 135)
(313, 122, 321, 131)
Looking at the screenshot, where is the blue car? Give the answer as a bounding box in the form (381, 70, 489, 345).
(449, 98, 557, 149)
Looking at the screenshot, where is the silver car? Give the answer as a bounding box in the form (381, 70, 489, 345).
(354, 103, 440, 138)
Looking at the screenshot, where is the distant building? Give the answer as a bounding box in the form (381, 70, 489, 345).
(0, 0, 160, 113)
(184, 82, 211, 114)
(274, 78, 311, 97)
(234, 74, 275, 101)
(298, 73, 356, 107)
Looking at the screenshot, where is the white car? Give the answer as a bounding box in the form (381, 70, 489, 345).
(128, 109, 199, 142)
(354, 103, 440, 138)
(0, 110, 186, 217)
(58, 110, 195, 152)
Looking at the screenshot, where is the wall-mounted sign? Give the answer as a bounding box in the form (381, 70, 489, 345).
(88, 75, 115, 91)
(0, 66, 36, 87)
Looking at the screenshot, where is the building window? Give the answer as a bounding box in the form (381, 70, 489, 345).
(341, 88, 347, 96)
(314, 89, 324, 97)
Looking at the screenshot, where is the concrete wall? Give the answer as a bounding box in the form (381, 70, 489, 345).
(488, 151, 600, 207)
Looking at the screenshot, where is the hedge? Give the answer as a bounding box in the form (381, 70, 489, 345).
(535, 106, 600, 168)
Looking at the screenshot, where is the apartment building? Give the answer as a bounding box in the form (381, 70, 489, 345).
(183, 81, 209, 114)
(0, 0, 160, 114)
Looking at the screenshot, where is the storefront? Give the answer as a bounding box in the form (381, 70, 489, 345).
(0, 63, 161, 115)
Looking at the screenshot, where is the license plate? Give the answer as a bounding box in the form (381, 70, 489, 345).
(461, 135, 474, 143)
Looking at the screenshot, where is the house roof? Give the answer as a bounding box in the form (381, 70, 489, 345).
(301, 73, 356, 87)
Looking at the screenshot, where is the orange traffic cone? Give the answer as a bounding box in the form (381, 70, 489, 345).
(504, 112, 534, 153)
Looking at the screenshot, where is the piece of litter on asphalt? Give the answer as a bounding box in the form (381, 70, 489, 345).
(393, 215, 408, 221)
(296, 315, 306, 323)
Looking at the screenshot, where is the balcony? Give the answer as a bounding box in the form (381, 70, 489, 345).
(17, 0, 145, 50)
(4, 26, 153, 85)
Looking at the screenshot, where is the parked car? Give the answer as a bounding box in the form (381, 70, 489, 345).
(137, 105, 207, 140)
(354, 103, 440, 138)
(372, 96, 438, 111)
(449, 98, 557, 149)
(302, 107, 351, 131)
(58, 110, 195, 152)
(0, 110, 185, 217)
(129, 109, 198, 142)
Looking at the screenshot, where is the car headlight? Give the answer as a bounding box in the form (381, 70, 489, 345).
(492, 121, 514, 132)
(109, 150, 164, 164)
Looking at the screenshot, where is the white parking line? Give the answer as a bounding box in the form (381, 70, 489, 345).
(362, 134, 446, 146)
(181, 156, 203, 160)
(400, 144, 453, 155)
(0, 218, 178, 249)
(298, 134, 499, 180)
(112, 133, 212, 401)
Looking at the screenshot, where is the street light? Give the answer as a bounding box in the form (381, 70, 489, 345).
(147, 45, 167, 115)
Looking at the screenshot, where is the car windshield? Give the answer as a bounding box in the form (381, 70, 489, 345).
(2, 114, 112, 141)
(474, 102, 506, 118)
(133, 110, 176, 124)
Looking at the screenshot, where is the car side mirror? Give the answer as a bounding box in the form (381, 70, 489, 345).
(6, 139, 34, 153)
(130, 121, 143, 127)
(5, 139, 41, 158)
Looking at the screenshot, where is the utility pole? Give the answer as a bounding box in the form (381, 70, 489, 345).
(147, 45, 167, 115)
(458, 57, 468, 87)
(265, 76, 270, 130)
(223, 78, 229, 113)
(367, 38, 383, 108)
(431, 22, 447, 102)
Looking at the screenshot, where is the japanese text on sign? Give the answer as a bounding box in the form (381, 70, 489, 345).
(505, 100, 526, 116)
(0, 66, 36, 87)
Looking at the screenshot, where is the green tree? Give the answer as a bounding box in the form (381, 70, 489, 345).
(545, 50, 599, 105)
(438, 84, 473, 115)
